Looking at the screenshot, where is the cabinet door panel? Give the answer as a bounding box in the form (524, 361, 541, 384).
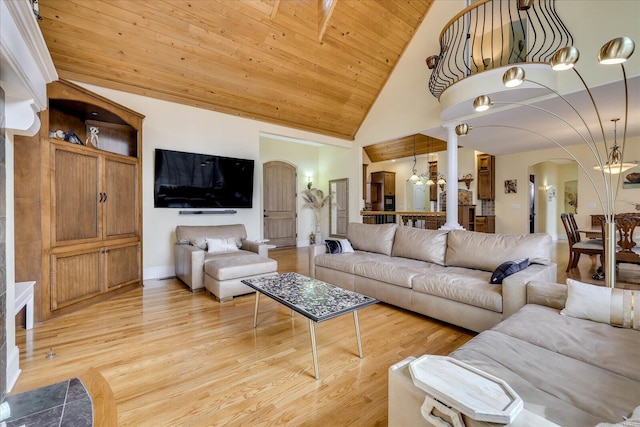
(105, 244, 140, 289)
(104, 157, 138, 239)
(51, 249, 101, 310)
(52, 147, 101, 244)
(477, 154, 495, 200)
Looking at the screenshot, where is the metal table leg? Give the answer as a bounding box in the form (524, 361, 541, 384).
(253, 292, 260, 328)
(354, 310, 363, 358)
(309, 319, 320, 380)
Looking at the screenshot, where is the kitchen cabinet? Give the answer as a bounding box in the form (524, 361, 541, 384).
(477, 154, 495, 200)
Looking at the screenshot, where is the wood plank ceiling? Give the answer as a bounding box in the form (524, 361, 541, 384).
(364, 133, 447, 163)
(38, 0, 435, 140)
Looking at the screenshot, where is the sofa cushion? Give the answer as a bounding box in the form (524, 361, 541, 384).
(450, 328, 640, 426)
(204, 253, 277, 281)
(353, 257, 437, 289)
(176, 224, 247, 247)
(412, 267, 502, 312)
(445, 230, 552, 271)
(315, 251, 385, 274)
(492, 304, 640, 382)
(391, 227, 448, 266)
(347, 222, 397, 256)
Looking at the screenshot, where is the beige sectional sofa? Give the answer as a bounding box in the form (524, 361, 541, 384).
(309, 223, 557, 332)
(389, 281, 640, 426)
(174, 224, 277, 301)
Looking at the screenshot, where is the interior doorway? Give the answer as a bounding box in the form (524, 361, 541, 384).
(529, 174, 536, 233)
(529, 159, 578, 239)
(263, 161, 297, 247)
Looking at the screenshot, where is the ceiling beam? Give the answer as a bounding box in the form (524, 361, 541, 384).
(364, 134, 448, 163)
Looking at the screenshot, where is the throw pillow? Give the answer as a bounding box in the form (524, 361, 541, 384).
(325, 238, 354, 254)
(561, 279, 640, 329)
(561, 279, 611, 323)
(206, 237, 239, 254)
(490, 258, 529, 284)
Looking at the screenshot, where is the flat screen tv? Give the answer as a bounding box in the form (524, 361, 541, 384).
(154, 149, 254, 208)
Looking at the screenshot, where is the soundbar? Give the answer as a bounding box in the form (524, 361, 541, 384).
(179, 210, 237, 215)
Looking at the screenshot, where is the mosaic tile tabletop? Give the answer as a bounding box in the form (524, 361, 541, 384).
(242, 272, 378, 322)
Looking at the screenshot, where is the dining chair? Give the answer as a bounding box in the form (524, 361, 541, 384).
(613, 213, 640, 268)
(561, 213, 604, 272)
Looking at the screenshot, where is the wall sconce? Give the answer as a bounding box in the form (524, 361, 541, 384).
(306, 175, 313, 189)
(426, 55, 439, 70)
(545, 185, 557, 201)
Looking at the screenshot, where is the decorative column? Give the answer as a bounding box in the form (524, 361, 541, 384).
(441, 123, 463, 230)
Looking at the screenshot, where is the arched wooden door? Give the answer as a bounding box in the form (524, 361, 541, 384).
(263, 161, 297, 247)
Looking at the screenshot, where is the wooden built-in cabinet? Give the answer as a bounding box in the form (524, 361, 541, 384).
(477, 154, 495, 200)
(475, 216, 496, 233)
(458, 205, 476, 231)
(15, 80, 144, 321)
(428, 161, 438, 201)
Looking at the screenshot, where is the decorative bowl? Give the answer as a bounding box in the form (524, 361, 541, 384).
(626, 172, 640, 183)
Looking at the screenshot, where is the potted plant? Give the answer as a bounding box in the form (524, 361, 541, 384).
(301, 187, 330, 244)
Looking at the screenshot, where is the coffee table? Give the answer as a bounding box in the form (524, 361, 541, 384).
(242, 272, 378, 380)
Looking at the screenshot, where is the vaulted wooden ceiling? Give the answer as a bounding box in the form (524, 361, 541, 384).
(38, 0, 434, 140)
(364, 133, 447, 163)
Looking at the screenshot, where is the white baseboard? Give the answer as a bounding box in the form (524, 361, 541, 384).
(143, 266, 174, 281)
(6, 345, 21, 393)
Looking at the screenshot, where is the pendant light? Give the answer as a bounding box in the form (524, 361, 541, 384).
(408, 135, 421, 182)
(593, 119, 637, 174)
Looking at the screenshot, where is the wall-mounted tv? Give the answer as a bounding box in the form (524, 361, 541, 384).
(154, 148, 254, 208)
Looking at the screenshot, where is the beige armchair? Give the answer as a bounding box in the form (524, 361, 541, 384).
(174, 224, 277, 301)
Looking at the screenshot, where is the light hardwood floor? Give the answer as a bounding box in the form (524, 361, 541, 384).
(12, 240, 639, 426)
(12, 248, 473, 426)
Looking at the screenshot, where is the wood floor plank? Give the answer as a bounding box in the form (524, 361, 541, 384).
(13, 248, 474, 426)
(12, 243, 638, 425)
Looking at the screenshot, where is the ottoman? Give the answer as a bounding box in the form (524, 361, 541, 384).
(204, 253, 278, 302)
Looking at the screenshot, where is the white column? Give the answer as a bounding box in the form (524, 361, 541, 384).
(441, 124, 463, 230)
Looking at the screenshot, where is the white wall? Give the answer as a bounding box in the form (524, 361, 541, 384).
(260, 136, 321, 245)
(74, 82, 355, 279)
(496, 137, 640, 234)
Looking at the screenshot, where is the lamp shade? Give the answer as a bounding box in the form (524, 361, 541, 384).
(593, 162, 637, 174)
(598, 37, 635, 64)
(502, 67, 525, 87)
(550, 46, 580, 70)
(455, 123, 471, 136)
(473, 95, 492, 112)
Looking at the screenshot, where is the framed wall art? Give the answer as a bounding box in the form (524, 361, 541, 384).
(504, 179, 517, 194)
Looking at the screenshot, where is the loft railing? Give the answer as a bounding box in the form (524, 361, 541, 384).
(427, 0, 573, 99)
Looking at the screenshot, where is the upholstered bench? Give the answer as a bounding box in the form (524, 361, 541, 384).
(204, 253, 277, 302)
